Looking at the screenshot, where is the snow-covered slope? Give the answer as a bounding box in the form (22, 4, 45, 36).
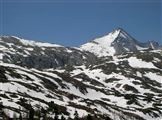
(81, 28, 160, 56)
(0, 50, 162, 120)
(0, 36, 63, 47)
(80, 29, 120, 56)
(0, 29, 162, 120)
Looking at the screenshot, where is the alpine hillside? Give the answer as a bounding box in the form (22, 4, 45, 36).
(0, 28, 162, 120)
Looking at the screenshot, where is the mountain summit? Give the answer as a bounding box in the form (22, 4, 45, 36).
(81, 28, 160, 56)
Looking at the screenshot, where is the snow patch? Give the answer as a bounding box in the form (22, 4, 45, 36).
(128, 57, 157, 69)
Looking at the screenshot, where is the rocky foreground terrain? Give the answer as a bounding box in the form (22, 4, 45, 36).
(0, 28, 162, 120)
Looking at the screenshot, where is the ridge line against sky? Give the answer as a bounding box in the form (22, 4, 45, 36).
(0, 0, 161, 46)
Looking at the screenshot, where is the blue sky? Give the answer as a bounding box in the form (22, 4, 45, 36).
(0, 0, 161, 46)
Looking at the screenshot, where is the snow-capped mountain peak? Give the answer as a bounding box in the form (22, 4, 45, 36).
(80, 28, 121, 57)
(115, 28, 133, 40)
(81, 28, 160, 56)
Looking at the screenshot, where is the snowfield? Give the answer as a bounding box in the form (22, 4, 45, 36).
(128, 57, 157, 69)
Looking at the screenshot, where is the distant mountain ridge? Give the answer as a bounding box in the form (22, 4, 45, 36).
(0, 29, 160, 69)
(0, 28, 161, 57)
